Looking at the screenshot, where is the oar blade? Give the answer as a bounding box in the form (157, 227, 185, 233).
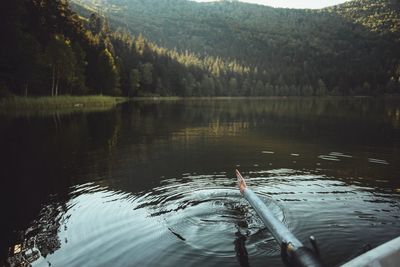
(235, 169, 247, 193)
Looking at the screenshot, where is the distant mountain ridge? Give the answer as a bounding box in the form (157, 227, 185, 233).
(71, 0, 400, 95)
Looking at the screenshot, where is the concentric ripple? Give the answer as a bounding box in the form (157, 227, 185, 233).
(9, 168, 400, 267)
(8, 173, 288, 266)
(135, 174, 287, 258)
(157, 187, 284, 257)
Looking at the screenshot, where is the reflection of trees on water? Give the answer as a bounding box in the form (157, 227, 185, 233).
(2, 108, 122, 265)
(3, 98, 397, 192)
(7, 201, 67, 266)
(386, 107, 400, 129)
(3, 98, 399, 265)
(234, 230, 250, 267)
(2, 97, 398, 189)
(124, 98, 399, 146)
(127, 98, 396, 130)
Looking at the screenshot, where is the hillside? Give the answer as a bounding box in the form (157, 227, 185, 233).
(0, 0, 266, 97)
(1, 0, 399, 97)
(72, 0, 400, 95)
(0, 0, 122, 97)
(327, 0, 400, 36)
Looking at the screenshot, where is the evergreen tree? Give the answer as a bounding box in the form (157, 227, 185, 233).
(89, 13, 103, 35)
(229, 77, 238, 96)
(129, 68, 141, 96)
(316, 79, 328, 96)
(96, 49, 121, 95)
(141, 63, 153, 85)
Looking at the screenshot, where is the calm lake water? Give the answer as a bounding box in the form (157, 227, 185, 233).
(1, 98, 400, 267)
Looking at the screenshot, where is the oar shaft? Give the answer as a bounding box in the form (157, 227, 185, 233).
(242, 188, 303, 248)
(236, 169, 324, 267)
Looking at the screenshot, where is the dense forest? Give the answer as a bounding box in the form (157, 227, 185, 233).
(0, 0, 120, 97)
(0, 0, 399, 97)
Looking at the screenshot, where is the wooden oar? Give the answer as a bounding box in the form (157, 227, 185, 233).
(236, 169, 324, 267)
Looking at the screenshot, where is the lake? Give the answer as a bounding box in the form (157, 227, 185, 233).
(1, 97, 400, 266)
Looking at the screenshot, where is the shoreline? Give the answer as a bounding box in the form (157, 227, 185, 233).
(130, 95, 400, 101)
(0, 95, 129, 110)
(1, 95, 398, 110)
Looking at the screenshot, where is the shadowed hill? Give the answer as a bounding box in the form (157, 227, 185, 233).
(1, 0, 399, 97)
(72, 0, 400, 95)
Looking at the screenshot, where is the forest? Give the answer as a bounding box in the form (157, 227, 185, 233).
(0, 0, 399, 97)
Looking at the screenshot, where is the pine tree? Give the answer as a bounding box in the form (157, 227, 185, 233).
(129, 68, 141, 96)
(316, 78, 328, 96)
(96, 49, 121, 95)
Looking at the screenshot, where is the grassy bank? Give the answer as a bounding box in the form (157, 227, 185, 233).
(0, 95, 128, 110)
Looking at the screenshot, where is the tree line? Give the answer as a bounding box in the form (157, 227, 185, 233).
(0, 0, 120, 97)
(1, 0, 399, 97)
(75, 0, 400, 96)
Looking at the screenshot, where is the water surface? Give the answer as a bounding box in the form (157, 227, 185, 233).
(1, 98, 400, 266)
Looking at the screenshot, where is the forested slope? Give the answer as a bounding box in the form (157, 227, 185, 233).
(0, 0, 263, 97)
(0, 0, 122, 97)
(73, 0, 400, 95)
(328, 0, 400, 36)
(1, 0, 399, 97)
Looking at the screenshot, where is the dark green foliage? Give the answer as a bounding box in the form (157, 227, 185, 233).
(328, 0, 400, 37)
(96, 49, 121, 95)
(72, 0, 400, 96)
(89, 13, 103, 35)
(129, 69, 141, 97)
(0, 0, 121, 97)
(44, 35, 78, 96)
(1, 0, 400, 97)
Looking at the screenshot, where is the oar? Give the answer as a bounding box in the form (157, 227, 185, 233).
(236, 169, 324, 267)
